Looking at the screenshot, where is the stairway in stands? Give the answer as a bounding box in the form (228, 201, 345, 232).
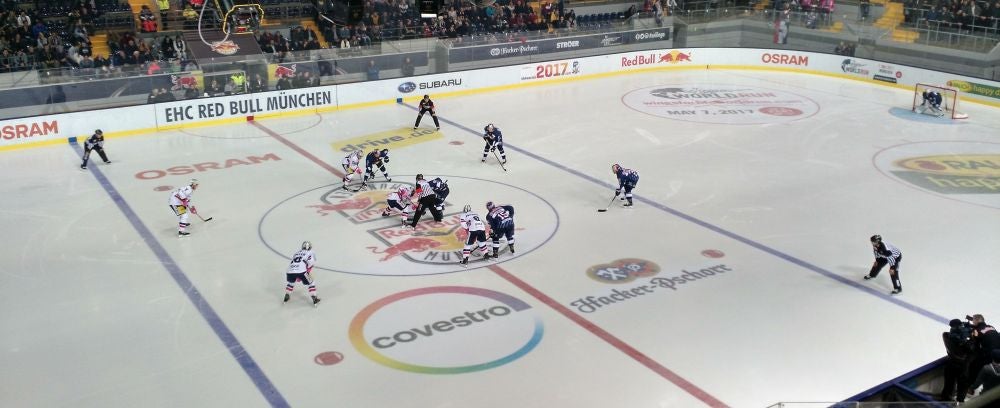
(874, 0, 918, 42)
(89, 33, 110, 58)
(299, 19, 329, 48)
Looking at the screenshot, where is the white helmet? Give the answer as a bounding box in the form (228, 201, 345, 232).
(398, 187, 411, 198)
(463, 204, 472, 213)
(301, 241, 312, 250)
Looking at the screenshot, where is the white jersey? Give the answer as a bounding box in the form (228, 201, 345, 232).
(287, 249, 316, 274)
(342, 151, 362, 168)
(387, 190, 410, 203)
(168, 185, 194, 206)
(460, 212, 487, 232)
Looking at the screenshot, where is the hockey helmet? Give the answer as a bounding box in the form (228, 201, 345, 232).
(301, 241, 312, 250)
(869, 234, 882, 243)
(398, 186, 411, 198)
(189, 178, 200, 187)
(463, 204, 472, 213)
(415, 173, 424, 181)
(612, 163, 621, 174)
(484, 124, 494, 133)
(380, 148, 389, 157)
(422, 94, 430, 99)
(95, 129, 103, 135)
(486, 201, 495, 211)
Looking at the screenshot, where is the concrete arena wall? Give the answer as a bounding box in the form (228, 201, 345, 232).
(1, 47, 998, 151)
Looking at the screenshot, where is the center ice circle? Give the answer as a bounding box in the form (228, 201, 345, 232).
(257, 175, 560, 276)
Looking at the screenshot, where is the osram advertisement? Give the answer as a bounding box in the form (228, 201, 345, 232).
(0, 105, 152, 148)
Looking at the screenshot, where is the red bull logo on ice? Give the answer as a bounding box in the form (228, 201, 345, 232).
(366, 213, 487, 265)
(258, 176, 559, 276)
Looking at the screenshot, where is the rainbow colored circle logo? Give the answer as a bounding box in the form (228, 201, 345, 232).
(349, 286, 544, 374)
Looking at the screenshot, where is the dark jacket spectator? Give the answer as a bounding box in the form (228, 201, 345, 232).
(401, 56, 414, 77)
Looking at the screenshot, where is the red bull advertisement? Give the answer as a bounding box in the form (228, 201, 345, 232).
(620, 50, 693, 68)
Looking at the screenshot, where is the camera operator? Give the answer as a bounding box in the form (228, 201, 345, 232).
(942, 319, 975, 402)
(967, 314, 1000, 401)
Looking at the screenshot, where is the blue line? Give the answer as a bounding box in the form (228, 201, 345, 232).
(71, 142, 290, 407)
(402, 103, 949, 324)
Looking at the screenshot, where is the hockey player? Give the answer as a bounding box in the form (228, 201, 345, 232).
(864, 234, 903, 295)
(482, 124, 507, 164)
(284, 241, 321, 306)
(80, 129, 111, 169)
(918, 90, 945, 117)
(413, 94, 440, 130)
(381, 186, 415, 225)
(485, 201, 515, 257)
(459, 204, 493, 265)
(364, 148, 391, 183)
(341, 150, 363, 189)
(428, 176, 449, 212)
(612, 163, 640, 207)
(167, 179, 199, 236)
(409, 174, 444, 227)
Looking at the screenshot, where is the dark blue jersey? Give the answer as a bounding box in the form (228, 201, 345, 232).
(365, 151, 384, 168)
(486, 205, 515, 230)
(484, 128, 503, 146)
(428, 177, 449, 197)
(616, 168, 639, 188)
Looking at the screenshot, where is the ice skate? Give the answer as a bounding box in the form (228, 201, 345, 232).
(312, 295, 321, 306)
(283, 293, 290, 303)
(178, 231, 190, 237)
(508, 244, 514, 254)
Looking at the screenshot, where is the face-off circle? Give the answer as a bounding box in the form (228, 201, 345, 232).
(621, 84, 820, 124)
(258, 176, 560, 276)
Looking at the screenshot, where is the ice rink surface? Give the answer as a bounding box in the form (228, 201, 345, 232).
(2, 69, 999, 408)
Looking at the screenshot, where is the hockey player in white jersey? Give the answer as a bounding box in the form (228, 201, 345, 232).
(381, 186, 415, 225)
(284, 241, 321, 306)
(458, 204, 493, 265)
(167, 179, 199, 236)
(341, 150, 363, 189)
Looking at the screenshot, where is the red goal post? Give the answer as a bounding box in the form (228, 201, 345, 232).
(912, 83, 969, 119)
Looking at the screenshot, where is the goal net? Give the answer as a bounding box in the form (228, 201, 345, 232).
(912, 83, 968, 119)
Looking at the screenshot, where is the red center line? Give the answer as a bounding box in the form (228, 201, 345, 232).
(251, 119, 727, 407)
(488, 265, 729, 408)
(250, 121, 345, 178)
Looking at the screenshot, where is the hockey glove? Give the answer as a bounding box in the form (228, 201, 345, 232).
(190, 206, 198, 214)
(614, 189, 621, 196)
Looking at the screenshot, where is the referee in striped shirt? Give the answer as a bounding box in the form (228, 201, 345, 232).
(864, 234, 903, 295)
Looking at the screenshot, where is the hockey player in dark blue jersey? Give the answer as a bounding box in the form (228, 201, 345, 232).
(918, 89, 944, 117)
(428, 177, 449, 211)
(363, 148, 390, 183)
(485, 201, 515, 257)
(482, 124, 507, 164)
(612, 163, 639, 207)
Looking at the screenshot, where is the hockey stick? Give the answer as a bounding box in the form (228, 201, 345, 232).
(597, 195, 618, 212)
(194, 212, 214, 222)
(492, 149, 507, 172)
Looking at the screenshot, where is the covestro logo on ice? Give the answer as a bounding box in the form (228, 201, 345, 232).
(349, 286, 543, 374)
